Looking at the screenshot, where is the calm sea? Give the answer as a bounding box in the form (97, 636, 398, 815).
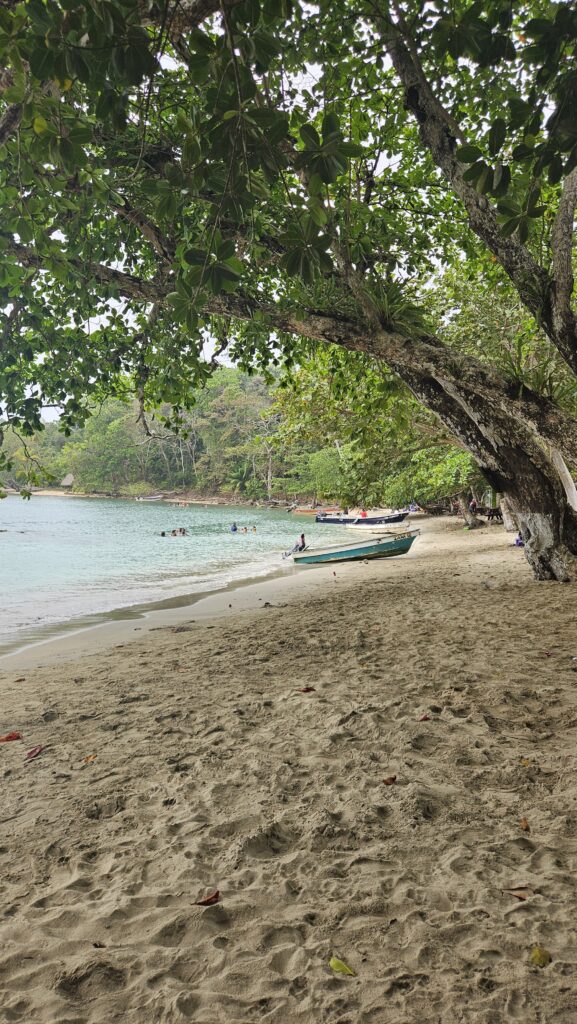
(0, 495, 337, 653)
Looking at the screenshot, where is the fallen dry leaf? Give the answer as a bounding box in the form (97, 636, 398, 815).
(503, 887, 535, 901)
(83, 754, 97, 764)
(297, 686, 316, 693)
(520, 758, 531, 767)
(0, 731, 22, 743)
(519, 817, 530, 832)
(418, 714, 430, 722)
(383, 775, 397, 786)
(25, 745, 43, 761)
(14, 677, 25, 683)
(194, 890, 220, 907)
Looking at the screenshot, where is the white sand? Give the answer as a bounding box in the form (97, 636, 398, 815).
(1, 517, 577, 1022)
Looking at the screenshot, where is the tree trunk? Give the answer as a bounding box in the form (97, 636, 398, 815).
(458, 492, 484, 529)
(550, 447, 577, 511)
(393, 364, 577, 581)
(500, 498, 517, 532)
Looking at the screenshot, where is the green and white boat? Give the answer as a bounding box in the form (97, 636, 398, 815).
(292, 529, 419, 565)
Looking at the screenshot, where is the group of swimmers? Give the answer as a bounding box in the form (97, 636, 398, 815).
(230, 523, 257, 534)
(160, 528, 187, 537)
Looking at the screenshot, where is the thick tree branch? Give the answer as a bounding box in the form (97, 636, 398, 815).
(9, 238, 577, 468)
(551, 167, 577, 322)
(371, 12, 577, 371)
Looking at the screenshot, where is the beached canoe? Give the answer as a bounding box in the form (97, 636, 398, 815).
(315, 510, 409, 525)
(293, 530, 419, 564)
(135, 494, 164, 502)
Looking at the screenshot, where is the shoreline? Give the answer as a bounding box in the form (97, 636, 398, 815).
(0, 516, 483, 671)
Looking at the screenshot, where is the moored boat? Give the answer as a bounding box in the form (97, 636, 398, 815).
(135, 494, 164, 502)
(315, 510, 409, 525)
(293, 529, 419, 564)
(290, 506, 340, 515)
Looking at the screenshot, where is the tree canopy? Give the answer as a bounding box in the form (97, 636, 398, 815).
(4, 0, 577, 576)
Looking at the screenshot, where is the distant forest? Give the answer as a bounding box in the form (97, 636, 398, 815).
(1, 365, 480, 506)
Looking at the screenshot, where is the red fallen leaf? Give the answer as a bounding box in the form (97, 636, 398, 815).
(0, 731, 22, 743)
(194, 890, 220, 906)
(383, 775, 397, 786)
(297, 686, 316, 693)
(418, 714, 430, 722)
(25, 745, 43, 761)
(519, 817, 530, 832)
(540, 652, 552, 658)
(503, 886, 534, 901)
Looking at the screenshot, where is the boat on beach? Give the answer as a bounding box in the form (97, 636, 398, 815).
(315, 510, 409, 525)
(292, 529, 419, 564)
(135, 494, 164, 502)
(289, 506, 340, 515)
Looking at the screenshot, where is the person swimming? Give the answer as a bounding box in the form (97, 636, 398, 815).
(231, 523, 238, 533)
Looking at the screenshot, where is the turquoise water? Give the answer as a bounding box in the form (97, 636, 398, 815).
(0, 495, 339, 652)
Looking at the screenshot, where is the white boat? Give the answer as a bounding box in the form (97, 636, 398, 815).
(345, 523, 408, 534)
(135, 494, 164, 502)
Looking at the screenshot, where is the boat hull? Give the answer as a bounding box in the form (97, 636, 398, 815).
(293, 531, 418, 564)
(315, 511, 409, 525)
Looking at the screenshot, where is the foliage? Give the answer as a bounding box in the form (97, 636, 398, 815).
(3, 0, 577, 436)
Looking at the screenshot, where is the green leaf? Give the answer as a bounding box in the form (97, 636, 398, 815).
(322, 111, 340, 138)
(456, 144, 483, 163)
(300, 123, 320, 149)
(33, 116, 48, 135)
(488, 117, 506, 156)
(329, 957, 356, 976)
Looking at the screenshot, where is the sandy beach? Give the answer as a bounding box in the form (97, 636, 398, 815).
(1, 517, 577, 1023)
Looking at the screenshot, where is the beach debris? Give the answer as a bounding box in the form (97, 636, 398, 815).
(540, 652, 552, 658)
(503, 887, 535, 901)
(93, 941, 106, 949)
(163, 797, 176, 807)
(329, 956, 356, 976)
(194, 889, 220, 906)
(0, 731, 22, 743)
(529, 946, 551, 968)
(418, 714, 430, 722)
(520, 758, 532, 767)
(25, 745, 43, 761)
(383, 775, 397, 786)
(14, 677, 25, 683)
(519, 817, 530, 832)
(297, 686, 316, 693)
(83, 754, 97, 765)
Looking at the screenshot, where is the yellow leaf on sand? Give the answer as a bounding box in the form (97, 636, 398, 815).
(520, 758, 531, 767)
(530, 946, 551, 968)
(329, 956, 356, 976)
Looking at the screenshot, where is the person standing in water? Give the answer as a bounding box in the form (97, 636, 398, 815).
(231, 522, 238, 533)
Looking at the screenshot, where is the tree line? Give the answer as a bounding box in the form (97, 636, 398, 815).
(1, 364, 481, 505)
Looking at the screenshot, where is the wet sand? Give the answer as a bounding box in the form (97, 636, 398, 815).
(1, 518, 576, 1023)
